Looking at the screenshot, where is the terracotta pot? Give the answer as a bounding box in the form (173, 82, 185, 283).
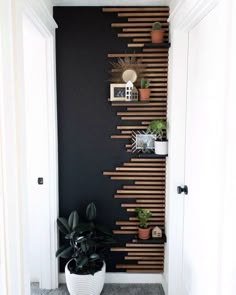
(138, 227, 151, 240)
(151, 30, 164, 44)
(139, 89, 150, 101)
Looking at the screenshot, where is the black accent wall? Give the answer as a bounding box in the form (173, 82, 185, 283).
(54, 7, 133, 272)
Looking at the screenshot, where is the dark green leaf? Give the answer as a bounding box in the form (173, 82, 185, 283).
(86, 203, 96, 221)
(77, 256, 88, 269)
(89, 253, 100, 261)
(57, 217, 71, 234)
(56, 245, 73, 258)
(75, 236, 86, 243)
(68, 211, 79, 230)
(65, 231, 76, 240)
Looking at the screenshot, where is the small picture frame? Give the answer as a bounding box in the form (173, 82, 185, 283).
(110, 84, 126, 101)
(132, 131, 156, 153)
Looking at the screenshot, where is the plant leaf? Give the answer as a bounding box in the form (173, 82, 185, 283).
(56, 245, 73, 258)
(86, 203, 96, 221)
(68, 211, 79, 230)
(57, 217, 71, 234)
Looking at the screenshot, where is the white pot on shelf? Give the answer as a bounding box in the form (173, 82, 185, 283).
(154, 141, 168, 155)
(65, 260, 106, 295)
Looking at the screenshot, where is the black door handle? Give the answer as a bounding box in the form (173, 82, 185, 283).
(177, 185, 188, 195)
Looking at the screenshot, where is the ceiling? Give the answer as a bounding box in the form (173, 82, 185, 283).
(53, 0, 170, 6)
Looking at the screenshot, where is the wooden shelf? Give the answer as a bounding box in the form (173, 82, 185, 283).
(144, 43, 171, 48)
(136, 153, 168, 158)
(133, 234, 167, 244)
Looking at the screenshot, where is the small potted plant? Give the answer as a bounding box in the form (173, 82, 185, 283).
(151, 22, 164, 44)
(139, 78, 150, 101)
(135, 208, 152, 240)
(56, 203, 115, 295)
(147, 120, 168, 155)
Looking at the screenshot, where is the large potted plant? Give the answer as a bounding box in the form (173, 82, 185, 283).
(147, 120, 168, 155)
(151, 22, 164, 44)
(139, 78, 150, 101)
(56, 203, 114, 295)
(135, 208, 152, 240)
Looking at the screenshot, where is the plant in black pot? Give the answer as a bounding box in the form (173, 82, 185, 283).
(56, 203, 115, 295)
(147, 120, 168, 155)
(135, 208, 152, 240)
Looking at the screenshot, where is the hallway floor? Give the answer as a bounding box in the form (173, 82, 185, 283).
(31, 283, 165, 295)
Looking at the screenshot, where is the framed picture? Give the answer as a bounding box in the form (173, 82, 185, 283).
(110, 84, 126, 101)
(132, 131, 156, 153)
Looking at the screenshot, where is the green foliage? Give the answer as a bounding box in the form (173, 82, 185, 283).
(152, 22, 162, 30)
(56, 203, 115, 275)
(147, 120, 167, 141)
(140, 78, 150, 89)
(135, 208, 152, 229)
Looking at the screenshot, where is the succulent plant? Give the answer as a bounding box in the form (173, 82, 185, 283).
(147, 120, 167, 141)
(152, 22, 162, 30)
(135, 208, 152, 229)
(140, 78, 150, 89)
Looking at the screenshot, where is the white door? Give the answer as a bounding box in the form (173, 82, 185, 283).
(182, 4, 225, 295)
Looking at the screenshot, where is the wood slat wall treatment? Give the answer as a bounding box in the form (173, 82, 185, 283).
(103, 6, 169, 273)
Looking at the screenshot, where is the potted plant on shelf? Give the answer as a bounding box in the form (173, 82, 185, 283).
(147, 120, 168, 155)
(56, 203, 115, 295)
(135, 207, 152, 240)
(151, 22, 164, 44)
(139, 78, 150, 101)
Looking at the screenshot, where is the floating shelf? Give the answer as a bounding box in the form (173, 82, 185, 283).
(143, 43, 171, 48)
(133, 234, 167, 244)
(137, 153, 168, 158)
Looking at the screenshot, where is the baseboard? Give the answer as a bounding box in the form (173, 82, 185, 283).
(59, 272, 164, 284)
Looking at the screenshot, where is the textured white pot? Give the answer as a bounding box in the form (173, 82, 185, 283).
(155, 141, 168, 155)
(65, 260, 106, 295)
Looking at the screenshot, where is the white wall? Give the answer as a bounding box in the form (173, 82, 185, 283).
(53, 0, 169, 6)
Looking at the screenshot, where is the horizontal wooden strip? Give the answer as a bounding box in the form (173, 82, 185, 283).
(136, 200, 165, 203)
(122, 204, 165, 208)
(140, 58, 168, 62)
(117, 189, 165, 193)
(125, 256, 163, 260)
(138, 261, 164, 265)
(127, 107, 166, 111)
(111, 248, 163, 252)
(119, 33, 151, 37)
(121, 131, 133, 135)
(131, 158, 165, 162)
(116, 221, 164, 226)
(112, 23, 168, 28)
(133, 38, 151, 42)
(116, 167, 165, 172)
(118, 112, 165, 116)
(146, 64, 168, 67)
(111, 135, 131, 139)
(129, 217, 164, 221)
(112, 68, 167, 73)
(114, 194, 164, 199)
(123, 185, 165, 189)
(124, 163, 165, 167)
(128, 18, 168, 22)
(126, 270, 163, 273)
(116, 265, 162, 269)
(112, 102, 161, 107)
(113, 230, 137, 235)
(108, 53, 168, 58)
(104, 172, 164, 176)
(118, 11, 169, 16)
(121, 117, 165, 120)
(117, 126, 146, 130)
(128, 252, 164, 256)
(135, 181, 166, 185)
(121, 226, 138, 230)
(111, 177, 164, 181)
(127, 243, 164, 248)
(127, 208, 165, 212)
(102, 8, 169, 12)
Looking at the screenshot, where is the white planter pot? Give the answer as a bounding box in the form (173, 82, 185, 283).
(155, 141, 168, 155)
(65, 260, 106, 295)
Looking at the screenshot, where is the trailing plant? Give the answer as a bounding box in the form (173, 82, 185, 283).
(56, 203, 115, 275)
(135, 208, 152, 229)
(140, 78, 150, 89)
(147, 120, 167, 141)
(152, 22, 162, 30)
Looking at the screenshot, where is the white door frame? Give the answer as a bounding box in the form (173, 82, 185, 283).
(0, 0, 58, 292)
(166, 0, 236, 294)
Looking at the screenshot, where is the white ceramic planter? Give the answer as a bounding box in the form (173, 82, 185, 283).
(155, 141, 168, 155)
(65, 260, 106, 295)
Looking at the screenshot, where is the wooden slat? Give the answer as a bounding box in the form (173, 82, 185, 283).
(138, 261, 164, 265)
(104, 172, 164, 176)
(114, 195, 164, 199)
(127, 270, 163, 273)
(128, 252, 164, 256)
(116, 168, 164, 172)
(117, 189, 164, 193)
(102, 8, 169, 12)
(108, 53, 168, 58)
(129, 217, 164, 221)
(110, 135, 131, 139)
(126, 243, 164, 248)
(116, 265, 162, 269)
(113, 230, 137, 234)
(119, 12, 169, 17)
(136, 200, 165, 203)
(111, 177, 164, 181)
(123, 184, 164, 188)
(125, 256, 164, 260)
(117, 126, 146, 130)
(118, 112, 164, 116)
(121, 117, 164, 121)
(124, 163, 165, 167)
(131, 158, 165, 162)
(116, 221, 163, 226)
(128, 18, 168, 22)
(122, 204, 165, 208)
(126, 208, 165, 212)
(111, 247, 163, 252)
